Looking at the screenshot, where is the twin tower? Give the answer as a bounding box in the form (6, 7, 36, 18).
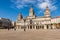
(29, 6, 50, 17)
(17, 6, 50, 21)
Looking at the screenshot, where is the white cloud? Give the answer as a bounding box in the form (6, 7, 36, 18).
(11, 0, 37, 9)
(37, 0, 57, 11)
(38, 2, 49, 9)
(45, 0, 50, 3)
(16, 5, 23, 9)
(50, 6, 57, 11)
(37, 0, 44, 3)
(10, 0, 57, 11)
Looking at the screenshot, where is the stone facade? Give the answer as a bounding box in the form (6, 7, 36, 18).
(0, 18, 13, 29)
(15, 6, 60, 30)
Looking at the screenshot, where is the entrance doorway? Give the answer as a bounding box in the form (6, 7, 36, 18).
(47, 25, 49, 29)
(30, 25, 32, 29)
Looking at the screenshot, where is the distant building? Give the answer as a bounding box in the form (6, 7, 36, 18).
(0, 18, 13, 29)
(15, 6, 60, 30)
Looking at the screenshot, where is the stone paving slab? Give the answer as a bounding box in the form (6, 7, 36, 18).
(0, 29, 60, 40)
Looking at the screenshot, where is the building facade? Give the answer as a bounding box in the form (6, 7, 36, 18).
(15, 6, 60, 30)
(0, 18, 13, 29)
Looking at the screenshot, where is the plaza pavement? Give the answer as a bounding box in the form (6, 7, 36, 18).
(0, 29, 60, 40)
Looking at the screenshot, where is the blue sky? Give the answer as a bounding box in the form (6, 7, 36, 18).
(0, 0, 60, 21)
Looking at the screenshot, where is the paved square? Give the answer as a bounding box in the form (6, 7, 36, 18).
(0, 29, 60, 40)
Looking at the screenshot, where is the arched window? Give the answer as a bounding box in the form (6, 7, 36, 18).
(30, 20, 32, 24)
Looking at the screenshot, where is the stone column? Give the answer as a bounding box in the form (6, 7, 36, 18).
(19, 26, 21, 29)
(34, 25, 36, 29)
(48, 25, 51, 29)
(26, 25, 28, 29)
(16, 26, 18, 29)
(25, 25, 28, 31)
(18, 26, 21, 29)
(27, 26, 29, 29)
(44, 25, 47, 29)
(57, 23, 60, 29)
(52, 24, 56, 29)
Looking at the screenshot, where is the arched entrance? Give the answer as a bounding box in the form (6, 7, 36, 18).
(46, 25, 49, 29)
(30, 25, 32, 29)
(41, 25, 44, 29)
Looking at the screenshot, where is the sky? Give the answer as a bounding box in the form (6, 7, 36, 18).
(0, 0, 60, 21)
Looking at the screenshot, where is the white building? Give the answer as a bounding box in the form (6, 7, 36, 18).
(15, 6, 60, 30)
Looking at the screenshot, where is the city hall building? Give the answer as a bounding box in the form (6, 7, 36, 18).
(15, 6, 60, 30)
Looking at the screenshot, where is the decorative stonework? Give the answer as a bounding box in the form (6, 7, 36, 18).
(44, 6, 50, 17)
(15, 6, 60, 30)
(17, 13, 23, 21)
(29, 7, 34, 16)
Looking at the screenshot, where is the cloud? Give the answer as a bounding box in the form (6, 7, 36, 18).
(50, 6, 57, 11)
(11, 0, 37, 9)
(38, 2, 49, 9)
(16, 5, 23, 9)
(37, 0, 57, 11)
(10, 0, 57, 11)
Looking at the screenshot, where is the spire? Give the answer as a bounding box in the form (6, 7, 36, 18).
(17, 13, 23, 21)
(29, 6, 34, 16)
(30, 7, 33, 13)
(46, 6, 49, 11)
(44, 6, 50, 17)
